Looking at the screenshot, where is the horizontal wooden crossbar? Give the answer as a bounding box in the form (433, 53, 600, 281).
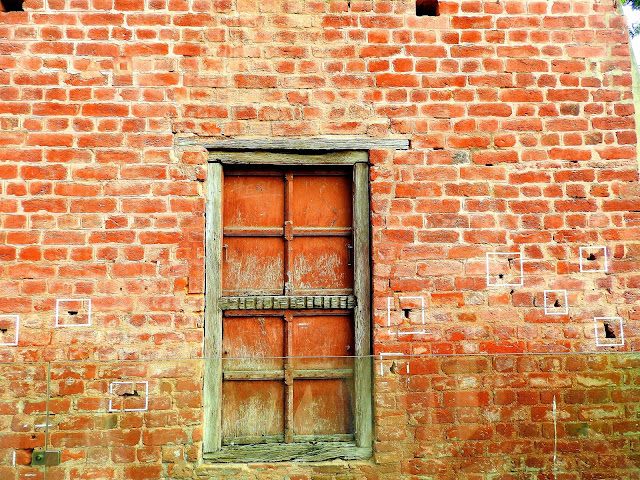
(177, 136, 410, 151)
(219, 295, 356, 310)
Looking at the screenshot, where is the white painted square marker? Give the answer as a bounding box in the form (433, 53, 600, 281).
(108, 381, 149, 412)
(55, 299, 91, 327)
(486, 252, 524, 287)
(579, 246, 608, 273)
(594, 317, 624, 347)
(0, 315, 19, 346)
(544, 290, 568, 315)
(379, 352, 403, 377)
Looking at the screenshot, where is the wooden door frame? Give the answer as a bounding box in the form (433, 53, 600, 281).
(203, 150, 372, 461)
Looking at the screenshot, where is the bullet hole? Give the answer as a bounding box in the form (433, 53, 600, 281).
(68, 311, 78, 316)
(0, 0, 24, 12)
(498, 274, 504, 279)
(604, 323, 616, 339)
(587, 253, 596, 260)
(416, 0, 439, 16)
(402, 309, 411, 319)
(120, 390, 140, 397)
(0, 328, 7, 333)
(554, 299, 561, 308)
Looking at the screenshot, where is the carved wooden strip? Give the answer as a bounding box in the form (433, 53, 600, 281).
(219, 295, 356, 310)
(324, 296, 331, 308)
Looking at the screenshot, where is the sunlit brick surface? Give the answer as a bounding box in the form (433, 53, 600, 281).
(1, 0, 640, 478)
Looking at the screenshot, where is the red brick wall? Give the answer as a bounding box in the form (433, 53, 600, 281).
(1, 0, 640, 478)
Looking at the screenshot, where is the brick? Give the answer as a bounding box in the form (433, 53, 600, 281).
(89, 232, 136, 243)
(473, 150, 518, 164)
(468, 103, 512, 117)
(451, 15, 493, 29)
(83, 103, 131, 118)
(70, 198, 117, 213)
(376, 73, 419, 87)
(234, 74, 277, 88)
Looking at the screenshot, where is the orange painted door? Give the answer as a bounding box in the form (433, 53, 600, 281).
(221, 166, 355, 444)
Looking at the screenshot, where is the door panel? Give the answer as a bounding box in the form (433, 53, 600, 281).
(222, 380, 285, 440)
(292, 174, 352, 228)
(223, 315, 284, 371)
(291, 237, 353, 292)
(292, 314, 353, 370)
(222, 237, 284, 294)
(293, 379, 353, 436)
(223, 175, 284, 229)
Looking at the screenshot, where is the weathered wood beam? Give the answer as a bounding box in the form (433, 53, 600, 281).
(203, 441, 372, 463)
(176, 136, 410, 151)
(203, 162, 223, 452)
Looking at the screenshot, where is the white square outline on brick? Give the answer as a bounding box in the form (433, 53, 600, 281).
(387, 296, 426, 335)
(386, 297, 393, 327)
(108, 381, 149, 412)
(594, 317, 624, 347)
(379, 352, 403, 376)
(486, 252, 524, 287)
(579, 246, 608, 273)
(55, 299, 91, 328)
(543, 290, 569, 316)
(0, 315, 19, 346)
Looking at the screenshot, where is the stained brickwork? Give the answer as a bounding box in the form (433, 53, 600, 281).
(1, 0, 640, 479)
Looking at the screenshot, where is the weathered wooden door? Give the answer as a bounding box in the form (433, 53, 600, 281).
(220, 166, 357, 449)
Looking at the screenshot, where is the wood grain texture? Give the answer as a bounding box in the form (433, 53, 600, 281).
(353, 162, 373, 449)
(203, 162, 223, 452)
(209, 150, 368, 165)
(204, 442, 372, 463)
(177, 136, 409, 151)
(220, 434, 353, 446)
